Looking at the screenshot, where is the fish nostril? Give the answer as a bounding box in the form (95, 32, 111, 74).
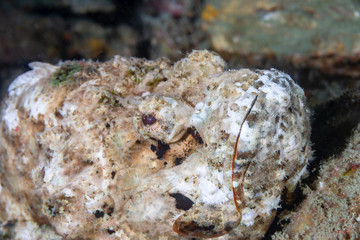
(142, 114, 157, 126)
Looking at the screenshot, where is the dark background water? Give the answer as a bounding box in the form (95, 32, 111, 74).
(0, 0, 144, 98)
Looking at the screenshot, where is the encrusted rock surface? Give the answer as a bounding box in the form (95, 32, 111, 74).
(273, 123, 360, 240)
(0, 50, 310, 239)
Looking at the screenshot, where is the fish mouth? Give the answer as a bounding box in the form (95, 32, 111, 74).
(172, 96, 259, 238)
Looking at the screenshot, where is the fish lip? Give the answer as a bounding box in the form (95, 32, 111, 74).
(231, 95, 258, 213)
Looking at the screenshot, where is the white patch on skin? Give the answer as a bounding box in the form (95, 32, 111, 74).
(257, 71, 292, 109)
(141, 197, 168, 220)
(196, 164, 207, 177)
(275, 169, 286, 180)
(23, 90, 50, 119)
(163, 97, 179, 108)
(210, 54, 226, 70)
(115, 230, 131, 240)
(215, 144, 231, 159)
(142, 91, 150, 97)
(62, 188, 74, 197)
(233, 181, 240, 188)
(222, 94, 258, 137)
(59, 102, 78, 116)
(3, 62, 56, 130)
(238, 121, 258, 151)
(85, 193, 105, 213)
(241, 208, 257, 227)
(259, 195, 281, 215)
(284, 133, 300, 153)
(195, 101, 204, 110)
(170, 178, 194, 194)
(43, 163, 56, 183)
(216, 171, 224, 185)
(198, 176, 229, 205)
(158, 105, 173, 118)
(8, 62, 56, 97)
(190, 106, 211, 129)
(3, 107, 19, 131)
(96, 148, 106, 167)
(15, 221, 62, 240)
(43, 149, 72, 195)
(287, 164, 307, 190)
(165, 153, 232, 205)
(21, 155, 31, 165)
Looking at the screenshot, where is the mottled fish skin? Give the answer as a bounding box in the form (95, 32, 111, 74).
(0, 50, 311, 239)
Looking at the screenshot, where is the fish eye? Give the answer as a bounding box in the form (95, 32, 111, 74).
(142, 114, 157, 126)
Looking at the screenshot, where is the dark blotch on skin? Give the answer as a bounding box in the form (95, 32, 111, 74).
(107, 228, 116, 234)
(188, 127, 204, 144)
(142, 114, 157, 126)
(156, 140, 170, 159)
(111, 171, 116, 179)
(93, 210, 104, 218)
(54, 110, 63, 119)
(150, 144, 157, 152)
(170, 193, 194, 211)
(246, 112, 258, 128)
(203, 225, 215, 231)
(177, 220, 216, 236)
(224, 221, 238, 232)
(4, 221, 16, 228)
(236, 150, 256, 160)
(107, 207, 114, 216)
(174, 157, 184, 166)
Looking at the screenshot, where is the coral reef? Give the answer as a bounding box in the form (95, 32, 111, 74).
(273, 121, 360, 240)
(0, 50, 310, 239)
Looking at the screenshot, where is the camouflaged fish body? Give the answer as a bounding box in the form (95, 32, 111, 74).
(0, 50, 310, 239)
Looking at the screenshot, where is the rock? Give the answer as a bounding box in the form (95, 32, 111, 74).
(202, 0, 360, 77)
(273, 122, 360, 240)
(0, 50, 310, 239)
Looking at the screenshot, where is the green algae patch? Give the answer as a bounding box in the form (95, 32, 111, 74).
(124, 62, 160, 84)
(51, 63, 89, 86)
(98, 89, 124, 108)
(146, 74, 167, 88)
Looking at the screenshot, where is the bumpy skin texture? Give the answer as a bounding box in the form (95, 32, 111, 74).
(0, 50, 310, 239)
